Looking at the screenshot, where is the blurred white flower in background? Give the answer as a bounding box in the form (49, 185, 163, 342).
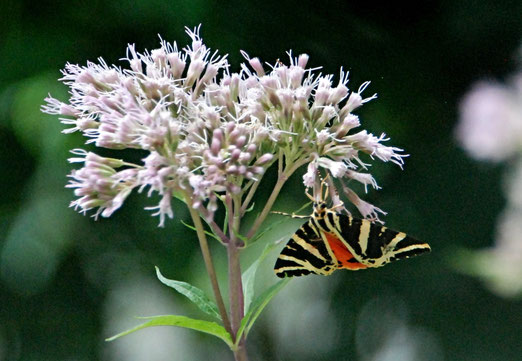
(266, 277, 339, 359)
(456, 77, 522, 162)
(455, 59, 522, 297)
(355, 295, 442, 361)
(103, 272, 226, 361)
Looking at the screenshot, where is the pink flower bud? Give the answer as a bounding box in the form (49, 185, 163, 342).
(211, 129, 223, 155)
(277, 89, 294, 111)
(77, 70, 97, 85)
(298, 54, 309, 69)
(249, 57, 265, 76)
(226, 121, 236, 134)
(185, 59, 205, 87)
(227, 165, 238, 174)
(344, 114, 360, 129)
(314, 88, 329, 106)
(229, 74, 240, 99)
(129, 58, 142, 73)
(207, 164, 218, 174)
(235, 135, 247, 148)
(229, 129, 240, 143)
(231, 148, 241, 160)
(276, 66, 288, 85)
(77, 117, 99, 131)
(289, 67, 304, 88)
(256, 153, 273, 165)
(151, 48, 167, 66)
(345, 92, 363, 112)
(100, 69, 120, 84)
(260, 76, 278, 89)
(192, 40, 203, 52)
(203, 107, 221, 124)
(328, 85, 348, 104)
(200, 64, 218, 84)
(122, 77, 138, 95)
(239, 152, 251, 162)
(167, 53, 186, 79)
(252, 166, 264, 174)
(268, 92, 282, 108)
(222, 75, 231, 86)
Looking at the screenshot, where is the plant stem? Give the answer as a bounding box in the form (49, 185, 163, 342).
(240, 177, 261, 215)
(245, 158, 309, 239)
(233, 341, 249, 361)
(186, 198, 233, 337)
(234, 195, 244, 320)
(198, 206, 230, 244)
(227, 194, 248, 359)
(227, 241, 243, 337)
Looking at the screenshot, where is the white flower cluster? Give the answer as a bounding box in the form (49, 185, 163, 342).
(43, 26, 406, 226)
(456, 68, 522, 296)
(456, 77, 522, 162)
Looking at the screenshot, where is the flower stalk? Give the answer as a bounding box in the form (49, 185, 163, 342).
(186, 195, 232, 337)
(246, 157, 309, 240)
(227, 240, 243, 338)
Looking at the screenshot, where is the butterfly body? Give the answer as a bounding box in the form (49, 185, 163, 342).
(274, 202, 431, 278)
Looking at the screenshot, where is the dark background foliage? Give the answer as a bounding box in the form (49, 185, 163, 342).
(1, 1, 521, 360)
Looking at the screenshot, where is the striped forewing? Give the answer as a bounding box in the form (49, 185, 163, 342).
(274, 221, 337, 278)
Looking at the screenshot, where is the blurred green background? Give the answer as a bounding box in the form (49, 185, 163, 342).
(1, 1, 521, 360)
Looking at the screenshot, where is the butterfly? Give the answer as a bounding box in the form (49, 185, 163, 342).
(274, 185, 430, 278)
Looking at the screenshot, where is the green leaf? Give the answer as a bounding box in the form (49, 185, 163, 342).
(222, 198, 229, 236)
(242, 259, 261, 316)
(155, 267, 221, 320)
(231, 227, 248, 244)
(244, 202, 255, 213)
(180, 220, 221, 242)
(106, 314, 233, 348)
(171, 189, 187, 203)
(236, 278, 291, 344)
(241, 243, 279, 314)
